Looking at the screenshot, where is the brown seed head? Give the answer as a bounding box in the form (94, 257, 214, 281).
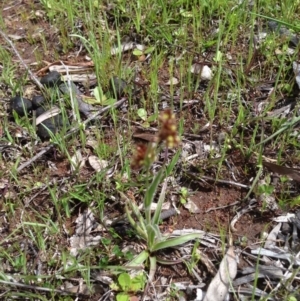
(158, 109, 180, 148)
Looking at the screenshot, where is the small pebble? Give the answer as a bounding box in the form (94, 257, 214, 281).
(59, 81, 81, 95)
(10, 96, 32, 116)
(190, 64, 212, 80)
(37, 114, 69, 140)
(40, 71, 62, 87)
(35, 106, 46, 117)
(32, 95, 46, 109)
(281, 223, 292, 235)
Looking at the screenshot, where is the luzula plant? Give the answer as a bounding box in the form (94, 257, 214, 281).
(123, 109, 204, 285)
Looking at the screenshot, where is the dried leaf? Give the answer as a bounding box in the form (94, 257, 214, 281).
(203, 247, 237, 301)
(35, 106, 61, 126)
(75, 208, 96, 236)
(263, 161, 300, 182)
(183, 198, 201, 213)
(138, 202, 171, 211)
(7, 34, 24, 41)
(259, 193, 278, 211)
(62, 281, 90, 295)
(272, 213, 295, 223)
(264, 223, 281, 249)
(70, 150, 85, 172)
(88, 156, 108, 172)
(70, 235, 102, 249)
(165, 77, 179, 85)
(70, 208, 102, 256)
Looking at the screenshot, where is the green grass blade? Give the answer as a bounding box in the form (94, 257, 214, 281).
(148, 256, 157, 283)
(126, 250, 149, 267)
(256, 116, 300, 146)
(125, 204, 147, 240)
(151, 234, 201, 252)
(146, 224, 157, 249)
(144, 168, 165, 223)
(152, 179, 167, 225)
(165, 150, 181, 176)
(250, 13, 300, 31)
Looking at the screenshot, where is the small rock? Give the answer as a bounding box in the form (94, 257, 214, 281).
(37, 114, 69, 140)
(268, 21, 299, 47)
(35, 106, 46, 117)
(10, 96, 32, 116)
(32, 95, 46, 109)
(281, 222, 292, 235)
(110, 76, 127, 98)
(40, 71, 62, 87)
(190, 64, 212, 80)
(59, 81, 81, 95)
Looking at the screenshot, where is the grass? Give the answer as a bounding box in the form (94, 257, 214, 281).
(1, 0, 300, 299)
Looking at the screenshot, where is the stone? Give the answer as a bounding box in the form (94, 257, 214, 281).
(32, 95, 46, 109)
(40, 71, 61, 87)
(37, 114, 69, 140)
(10, 96, 32, 116)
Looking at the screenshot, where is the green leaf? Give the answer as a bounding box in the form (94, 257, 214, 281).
(166, 150, 180, 176)
(152, 180, 167, 225)
(126, 250, 149, 267)
(110, 281, 120, 291)
(151, 234, 201, 252)
(146, 224, 157, 249)
(83, 96, 104, 105)
(93, 0, 100, 8)
(144, 46, 155, 54)
(102, 98, 116, 106)
(43, 0, 52, 9)
(93, 86, 108, 105)
(148, 256, 157, 282)
(144, 168, 164, 208)
(133, 49, 144, 56)
(147, 113, 158, 122)
(125, 204, 147, 240)
(144, 169, 165, 223)
(130, 273, 146, 291)
(137, 108, 147, 121)
(180, 9, 193, 17)
(214, 50, 223, 62)
(141, 121, 150, 128)
(116, 292, 130, 301)
(118, 273, 131, 291)
(124, 196, 148, 236)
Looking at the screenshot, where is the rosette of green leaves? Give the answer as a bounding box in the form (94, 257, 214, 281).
(124, 152, 202, 276)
